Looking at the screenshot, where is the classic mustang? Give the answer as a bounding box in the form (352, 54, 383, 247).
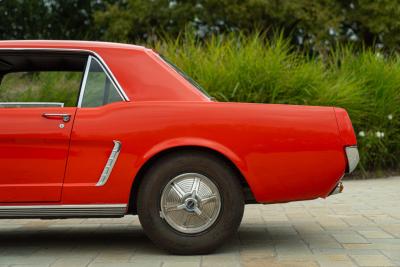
(0, 41, 359, 254)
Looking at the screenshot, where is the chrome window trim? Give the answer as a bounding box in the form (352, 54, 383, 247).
(0, 102, 64, 107)
(0, 48, 130, 106)
(90, 57, 126, 102)
(96, 140, 122, 186)
(89, 51, 129, 101)
(0, 204, 127, 218)
(77, 55, 92, 107)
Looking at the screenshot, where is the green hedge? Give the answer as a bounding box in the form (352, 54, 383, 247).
(153, 33, 400, 175)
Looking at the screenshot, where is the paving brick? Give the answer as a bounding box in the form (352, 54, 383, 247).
(381, 249, 400, 261)
(358, 229, 394, 239)
(163, 262, 200, 267)
(266, 226, 299, 240)
(350, 254, 395, 266)
(51, 257, 95, 267)
(93, 250, 134, 263)
(317, 260, 357, 267)
(89, 263, 145, 267)
(239, 244, 275, 262)
(332, 233, 369, 243)
(238, 226, 270, 244)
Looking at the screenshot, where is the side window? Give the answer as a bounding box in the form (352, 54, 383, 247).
(0, 72, 82, 107)
(80, 57, 123, 107)
(0, 52, 87, 108)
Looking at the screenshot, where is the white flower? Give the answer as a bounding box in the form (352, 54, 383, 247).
(376, 131, 385, 138)
(358, 131, 365, 137)
(169, 0, 177, 8)
(376, 52, 383, 59)
(388, 114, 393, 120)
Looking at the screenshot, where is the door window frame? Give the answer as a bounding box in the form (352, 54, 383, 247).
(78, 55, 127, 108)
(0, 48, 130, 109)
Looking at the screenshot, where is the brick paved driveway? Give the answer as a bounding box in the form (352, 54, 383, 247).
(0, 177, 399, 267)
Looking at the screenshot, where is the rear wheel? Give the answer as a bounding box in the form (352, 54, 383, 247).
(137, 152, 245, 254)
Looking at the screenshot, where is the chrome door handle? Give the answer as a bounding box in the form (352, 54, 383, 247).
(42, 113, 71, 122)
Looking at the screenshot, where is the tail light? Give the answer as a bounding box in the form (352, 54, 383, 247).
(334, 107, 357, 146)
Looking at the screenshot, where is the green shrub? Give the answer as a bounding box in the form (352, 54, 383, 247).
(153, 33, 400, 175)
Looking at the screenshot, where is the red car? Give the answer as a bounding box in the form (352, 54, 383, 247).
(0, 41, 359, 254)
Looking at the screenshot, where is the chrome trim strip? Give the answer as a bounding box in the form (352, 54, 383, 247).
(0, 102, 64, 107)
(0, 204, 127, 218)
(96, 140, 122, 186)
(0, 48, 130, 102)
(92, 54, 129, 101)
(77, 55, 92, 107)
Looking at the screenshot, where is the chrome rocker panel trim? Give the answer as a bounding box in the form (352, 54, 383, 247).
(0, 204, 127, 219)
(96, 140, 122, 186)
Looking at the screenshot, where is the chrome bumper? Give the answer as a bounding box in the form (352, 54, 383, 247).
(345, 146, 359, 173)
(330, 146, 359, 196)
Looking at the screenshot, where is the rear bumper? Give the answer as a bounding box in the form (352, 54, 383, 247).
(330, 146, 359, 196)
(345, 146, 360, 174)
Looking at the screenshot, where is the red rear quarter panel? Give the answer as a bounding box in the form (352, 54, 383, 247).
(63, 101, 346, 204)
(138, 102, 346, 203)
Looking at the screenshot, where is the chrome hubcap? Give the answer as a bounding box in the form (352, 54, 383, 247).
(160, 173, 221, 234)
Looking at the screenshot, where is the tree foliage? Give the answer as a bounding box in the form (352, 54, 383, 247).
(1, 0, 400, 51)
(94, 0, 345, 47)
(0, 0, 111, 40)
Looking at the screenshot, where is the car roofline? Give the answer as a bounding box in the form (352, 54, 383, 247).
(0, 40, 149, 52)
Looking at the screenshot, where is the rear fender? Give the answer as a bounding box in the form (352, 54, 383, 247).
(128, 138, 252, 214)
(140, 137, 249, 180)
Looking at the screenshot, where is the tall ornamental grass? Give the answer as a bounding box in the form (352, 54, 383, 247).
(153, 33, 400, 176)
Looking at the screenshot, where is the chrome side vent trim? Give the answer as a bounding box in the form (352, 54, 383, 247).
(97, 140, 122, 186)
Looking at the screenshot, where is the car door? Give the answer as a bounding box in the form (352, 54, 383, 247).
(61, 55, 130, 203)
(0, 50, 87, 202)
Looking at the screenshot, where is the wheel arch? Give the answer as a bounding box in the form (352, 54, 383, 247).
(128, 144, 255, 214)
